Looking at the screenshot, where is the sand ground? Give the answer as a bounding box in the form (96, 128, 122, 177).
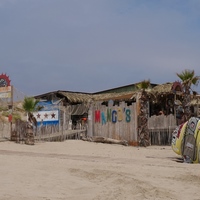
(0, 140, 200, 200)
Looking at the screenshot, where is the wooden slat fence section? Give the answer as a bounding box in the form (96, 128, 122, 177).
(12, 120, 86, 143)
(34, 129, 86, 142)
(0, 121, 10, 141)
(10, 120, 27, 143)
(148, 114, 176, 129)
(35, 124, 86, 142)
(93, 102, 138, 143)
(148, 114, 177, 145)
(149, 127, 176, 145)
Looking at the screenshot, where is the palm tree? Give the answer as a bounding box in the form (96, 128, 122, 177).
(136, 80, 151, 92)
(136, 80, 151, 147)
(176, 69, 200, 120)
(22, 97, 42, 144)
(23, 97, 41, 126)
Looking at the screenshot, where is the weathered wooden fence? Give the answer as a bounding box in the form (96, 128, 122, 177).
(10, 119, 86, 143)
(34, 124, 86, 142)
(92, 102, 138, 145)
(12, 120, 27, 142)
(0, 121, 10, 141)
(2, 105, 177, 146)
(148, 114, 177, 145)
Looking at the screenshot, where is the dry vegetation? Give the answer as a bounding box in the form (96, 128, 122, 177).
(0, 101, 26, 124)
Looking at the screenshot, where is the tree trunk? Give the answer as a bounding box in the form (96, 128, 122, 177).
(82, 136, 128, 146)
(183, 87, 191, 121)
(138, 91, 150, 147)
(25, 125, 34, 145)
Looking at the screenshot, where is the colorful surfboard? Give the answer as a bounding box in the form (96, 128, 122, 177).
(171, 117, 200, 163)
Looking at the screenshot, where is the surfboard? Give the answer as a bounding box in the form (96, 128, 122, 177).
(182, 117, 199, 163)
(171, 122, 187, 155)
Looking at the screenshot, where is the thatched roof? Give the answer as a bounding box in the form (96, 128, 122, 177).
(35, 90, 138, 103)
(34, 82, 185, 104)
(57, 91, 92, 103)
(150, 82, 173, 94)
(58, 91, 137, 103)
(92, 91, 137, 101)
(150, 82, 183, 95)
(190, 97, 200, 105)
(34, 91, 92, 103)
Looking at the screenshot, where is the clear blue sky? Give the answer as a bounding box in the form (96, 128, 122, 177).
(0, 0, 200, 96)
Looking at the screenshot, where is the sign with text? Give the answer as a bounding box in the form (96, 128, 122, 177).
(92, 102, 138, 142)
(0, 86, 11, 98)
(94, 108, 131, 124)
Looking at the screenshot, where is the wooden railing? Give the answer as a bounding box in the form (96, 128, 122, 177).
(148, 114, 177, 145)
(11, 120, 86, 143)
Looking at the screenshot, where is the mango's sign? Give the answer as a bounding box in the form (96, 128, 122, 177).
(94, 108, 131, 124)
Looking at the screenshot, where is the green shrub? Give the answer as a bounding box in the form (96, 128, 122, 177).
(1, 111, 9, 117)
(0, 106, 9, 112)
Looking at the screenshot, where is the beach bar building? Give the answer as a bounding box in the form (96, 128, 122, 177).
(33, 81, 194, 145)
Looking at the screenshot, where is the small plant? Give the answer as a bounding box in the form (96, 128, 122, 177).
(0, 106, 9, 112)
(12, 112, 22, 123)
(1, 111, 9, 117)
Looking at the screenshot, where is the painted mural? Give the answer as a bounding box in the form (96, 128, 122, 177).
(33, 101, 59, 126)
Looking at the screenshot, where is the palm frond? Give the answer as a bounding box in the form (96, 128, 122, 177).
(177, 69, 200, 88)
(136, 80, 150, 90)
(22, 97, 42, 113)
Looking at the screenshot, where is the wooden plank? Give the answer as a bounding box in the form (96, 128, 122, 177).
(34, 129, 86, 141)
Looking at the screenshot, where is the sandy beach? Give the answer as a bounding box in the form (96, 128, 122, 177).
(0, 140, 199, 200)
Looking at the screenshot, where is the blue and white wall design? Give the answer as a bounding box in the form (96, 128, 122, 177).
(33, 101, 59, 126)
(33, 110, 59, 126)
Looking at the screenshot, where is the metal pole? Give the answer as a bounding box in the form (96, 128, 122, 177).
(10, 85, 14, 140)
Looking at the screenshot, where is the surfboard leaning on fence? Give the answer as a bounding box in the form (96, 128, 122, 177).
(171, 117, 200, 163)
